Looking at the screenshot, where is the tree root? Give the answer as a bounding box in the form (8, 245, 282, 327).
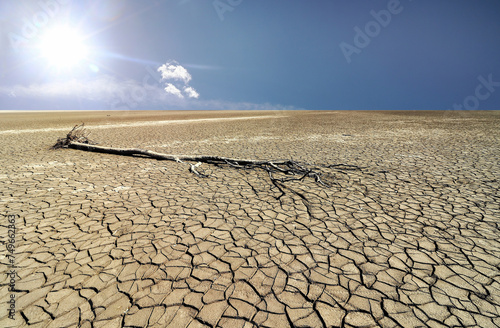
(51, 123, 97, 150)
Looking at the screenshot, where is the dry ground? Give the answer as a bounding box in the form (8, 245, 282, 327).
(0, 110, 499, 328)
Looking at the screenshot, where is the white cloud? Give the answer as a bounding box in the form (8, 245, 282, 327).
(158, 61, 192, 84)
(184, 86, 199, 99)
(157, 60, 199, 99)
(164, 83, 184, 99)
(0, 77, 302, 110)
(0, 61, 302, 110)
(0, 75, 185, 109)
(0, 76, 124, 101)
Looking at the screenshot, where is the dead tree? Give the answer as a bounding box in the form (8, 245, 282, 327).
(52, 124, 362, 198)
(51, 123, 96, 149)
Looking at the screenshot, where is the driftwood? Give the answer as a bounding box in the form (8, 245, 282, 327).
(53, 124, 362, 198)
(51, 123, 97, 149)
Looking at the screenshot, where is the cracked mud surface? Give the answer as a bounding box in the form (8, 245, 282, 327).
(1, 110, 499, 328)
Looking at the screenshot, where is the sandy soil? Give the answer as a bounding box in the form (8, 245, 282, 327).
(0, 110, 499, 327)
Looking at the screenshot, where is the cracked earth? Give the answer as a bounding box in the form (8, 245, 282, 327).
(1, 110, 499, 327)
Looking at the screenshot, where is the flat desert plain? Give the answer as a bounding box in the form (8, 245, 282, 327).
(0, 110, 499, 328)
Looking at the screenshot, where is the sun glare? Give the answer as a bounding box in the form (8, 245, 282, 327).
(39, 28, 89, 69)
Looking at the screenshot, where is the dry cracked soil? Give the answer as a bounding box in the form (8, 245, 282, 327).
(0, 110, 499, 328)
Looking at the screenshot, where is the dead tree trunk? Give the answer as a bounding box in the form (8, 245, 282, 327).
(52, 124, 362, 198)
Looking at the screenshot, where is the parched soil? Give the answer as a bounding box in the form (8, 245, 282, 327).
(0, 110, 499, 327)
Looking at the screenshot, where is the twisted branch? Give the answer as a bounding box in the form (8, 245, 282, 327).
(51, 123, 97, 150)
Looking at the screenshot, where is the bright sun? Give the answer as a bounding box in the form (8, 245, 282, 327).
(39, 28, 89, 69)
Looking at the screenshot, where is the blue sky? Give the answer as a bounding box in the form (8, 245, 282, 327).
(1, 0, 499, 110)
